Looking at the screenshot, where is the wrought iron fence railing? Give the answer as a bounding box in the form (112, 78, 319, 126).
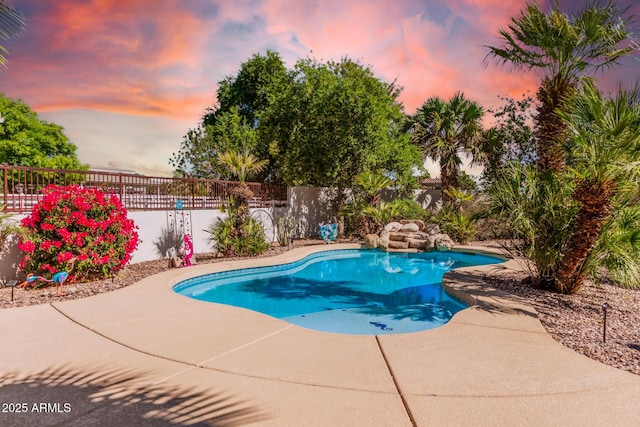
(1, 164, 288, 213)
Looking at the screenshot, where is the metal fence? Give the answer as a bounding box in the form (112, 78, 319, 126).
(1, 164, 288, 213)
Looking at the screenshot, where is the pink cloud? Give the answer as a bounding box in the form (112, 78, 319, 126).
(1, 0, 636, 175)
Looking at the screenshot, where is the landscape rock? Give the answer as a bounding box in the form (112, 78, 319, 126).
(407, 238, 427, 250)
(378, 237, 389, 249)
(387, 240, 409, 250)
(400, 223, 420, 233)
(424, 224, 441, 236)
(400, 219, 425, 231)
(389, 232, 408, 242)
(364, 234, 379, 248)
(374, 220, 454, 254)
(384, 222, 403, 232)
(434, 234, 454, 251)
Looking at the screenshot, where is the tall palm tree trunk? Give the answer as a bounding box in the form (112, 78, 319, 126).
(231, 183, 254, 234)
(535, 76, 575, 174)
(440, 161, 459, 212)
(555, 179, 614, 294)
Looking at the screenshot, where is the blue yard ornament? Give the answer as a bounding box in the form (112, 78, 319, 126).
(318, 222, 338, 243)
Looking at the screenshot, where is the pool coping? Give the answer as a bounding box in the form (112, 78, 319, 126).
(1, 243, 639, 426)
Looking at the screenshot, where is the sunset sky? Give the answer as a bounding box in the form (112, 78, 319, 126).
(0, 0, 638, 177)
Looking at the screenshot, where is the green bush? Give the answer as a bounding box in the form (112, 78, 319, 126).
(206, 198, 269, 257)
(436, 206, 476, 244)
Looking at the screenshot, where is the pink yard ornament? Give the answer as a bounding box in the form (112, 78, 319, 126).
(181, 234, 196, 267)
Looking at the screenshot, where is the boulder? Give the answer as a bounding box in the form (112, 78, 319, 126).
(385, 222, 403, 232)
(401, 219, 425, 230)
(388, 240, 409, 250)
(364, 234, 379, 249)
(400, 223, 420, 233)
(378, 237, 389, 249)
(424, 235, 436, 250)
(407, 238, 427, 250)
(424, 224, 441, 236)
(389, 232, 408, 242)
(434, 234, 454, 251)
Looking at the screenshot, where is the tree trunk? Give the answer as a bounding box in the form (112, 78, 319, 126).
(440, 160, 459, 213)
(231, 184, 253, 234)
(555, 179, 614, 294)
(535, 75, 575, 174)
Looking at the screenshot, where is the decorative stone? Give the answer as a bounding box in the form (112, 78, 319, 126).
(400, 223, 419, 233)
(364, 234, 379, 248)
(424, 224, 441, 236)
(407, 238, 427, 250)
(424, 236, 436, 250)
(385, 222, 403, 232)
(389, 232, 407, 242)
(388, 240, 409, 250)
(434, 234, 454, 251)
(375, 220, 454, 253)
(378, 237, 389, 249)
(400, 219, 424, 230)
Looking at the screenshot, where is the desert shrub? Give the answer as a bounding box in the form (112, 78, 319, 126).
(18, 185, 139, 282)
(206, 199, 268, 257)
(206, 216, 268, 257)
(436, 206, 476, 244)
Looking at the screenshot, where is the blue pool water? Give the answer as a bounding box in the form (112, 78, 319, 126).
(173, 249, 504, 335)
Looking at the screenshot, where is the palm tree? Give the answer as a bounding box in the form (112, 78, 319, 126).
(354, 171, 392, 208)
(0, 0, 25, 67)
(217, 149, 268, 228)
(554, 80, 640, 293)
(411, 92, 484, 212)
(485, 0, 635, 174)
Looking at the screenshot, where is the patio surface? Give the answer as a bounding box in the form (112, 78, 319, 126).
(1, 243, 639, 426)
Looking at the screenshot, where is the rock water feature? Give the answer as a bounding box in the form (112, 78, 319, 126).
(363, 220, 455, 252)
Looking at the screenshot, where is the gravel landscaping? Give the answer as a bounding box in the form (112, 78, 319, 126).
(1, 240, 638, 376)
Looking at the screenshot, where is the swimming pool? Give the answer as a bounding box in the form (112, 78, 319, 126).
(173, 249, 504, 335)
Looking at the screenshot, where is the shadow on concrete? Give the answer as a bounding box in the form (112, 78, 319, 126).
(444, 268, 539, 319)
(0, 364, 269, 426)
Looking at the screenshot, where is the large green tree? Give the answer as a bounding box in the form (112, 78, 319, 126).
(171, 51, 288, 180)
(486, 0, 635, 174)
(0, 0, 25, 67)
(481, 94, 536, 186)
(0, 94, 85, 169)
(170, 107, 259, 179)
(261, 56, 422, 198)
(410, 92, 484, 211)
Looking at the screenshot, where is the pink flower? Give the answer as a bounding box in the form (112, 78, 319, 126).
(18, 240, 36, 253)
(41, 222, 55, 231)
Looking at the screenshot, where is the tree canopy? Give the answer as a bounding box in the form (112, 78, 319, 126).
(0, 94, 86, 169)
(171, 51, 287, 180)
(410, 92, 485, 210)
(261, 56, 422, 190)
(172, 52, 423, 190)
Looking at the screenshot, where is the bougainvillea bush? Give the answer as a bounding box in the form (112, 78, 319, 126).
(18, 185, 139, 283)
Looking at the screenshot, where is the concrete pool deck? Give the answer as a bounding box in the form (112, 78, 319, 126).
(1, 243, 639, 426)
